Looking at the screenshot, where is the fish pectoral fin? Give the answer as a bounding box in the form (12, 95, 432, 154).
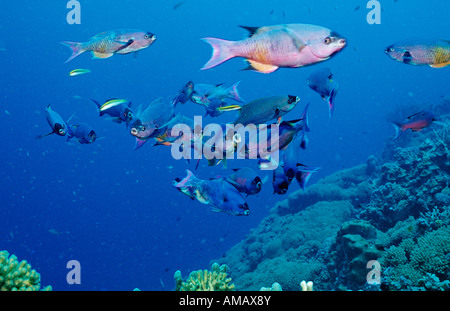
(92, 51, 114, 59)
(194, 190, 210, 204)
(36, 132, 54, 139)
(115, 39, 134, 52)
(281, 27, 306, 51)
(245, 60, 279, 73)
(430, 61, 450, 68)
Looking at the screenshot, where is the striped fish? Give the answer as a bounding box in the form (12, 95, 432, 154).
(385, 39, 450, 68)
(61, 29, 156, 63)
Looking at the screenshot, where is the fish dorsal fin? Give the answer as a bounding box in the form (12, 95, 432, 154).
(407, 111, 425, 119)
(245, 60, 279, 73)
(239, 26, 262, 37)
(90, 31, 108, 40)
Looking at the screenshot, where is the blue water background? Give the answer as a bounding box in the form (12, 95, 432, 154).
(0, 0, 448, 290)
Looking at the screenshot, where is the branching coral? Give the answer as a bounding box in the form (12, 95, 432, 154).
(0, 250, 51, 291)
(174, 263, 235, 291)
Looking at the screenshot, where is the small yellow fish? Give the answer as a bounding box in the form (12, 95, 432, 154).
(69, 69, 91, 76)
(217, 105, 242, 112)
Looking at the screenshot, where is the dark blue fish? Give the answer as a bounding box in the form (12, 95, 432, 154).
(91, 98, 134, 125)
(307, 68, 339, 117)
(37, 105, 73, 139)
(273, 165, 290, 194)
(173, 170, 250, 216)
(283, 135, 303, 182)
(130, 97, 175, 150)
(67, 123, 97, 144)
(171, 81, 196, 107)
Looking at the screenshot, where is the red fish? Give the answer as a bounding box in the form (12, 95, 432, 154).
(391, 110, 436, 139)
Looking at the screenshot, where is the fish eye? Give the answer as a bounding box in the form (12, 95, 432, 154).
(324, 37, 332, 45)
(141, 126, 146, 131)
(386, 47, 395, 53)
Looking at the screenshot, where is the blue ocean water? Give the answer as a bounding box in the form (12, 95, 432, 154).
(0, 0, 448, 291)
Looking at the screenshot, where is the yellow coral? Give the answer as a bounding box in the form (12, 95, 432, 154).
(0, 250, 51, 291)
(175, 263, 235, 291)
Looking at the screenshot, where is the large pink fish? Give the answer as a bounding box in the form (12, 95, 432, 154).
(201, 24, 346, 73)
(61, 29, 156, 63)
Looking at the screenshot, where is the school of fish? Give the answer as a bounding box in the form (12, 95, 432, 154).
(38, 22, 446, 216)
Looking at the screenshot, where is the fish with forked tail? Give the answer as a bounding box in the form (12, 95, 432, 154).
(391, 110, 437, 139)
(201, 24, 346, 73)
(61, 29, 156, 63)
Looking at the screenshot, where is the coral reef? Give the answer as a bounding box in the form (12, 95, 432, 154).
(211, 98, 450, 291)
(174, 263, 235, 291)
(0, 250, 52, 291)
(380, 225, 450, 290)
